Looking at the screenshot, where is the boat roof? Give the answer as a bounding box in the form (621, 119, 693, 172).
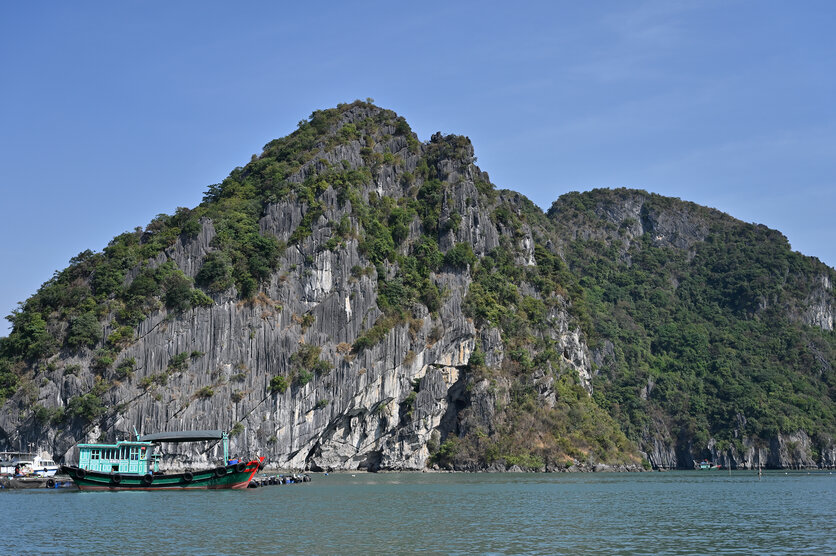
(78, 440, 154, 448)
(140, 430, 225, 443)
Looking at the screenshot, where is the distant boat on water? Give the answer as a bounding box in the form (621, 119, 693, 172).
(697, 460, 721, 470)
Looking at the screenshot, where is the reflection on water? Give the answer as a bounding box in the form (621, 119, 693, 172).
(2, 471, 834, 555)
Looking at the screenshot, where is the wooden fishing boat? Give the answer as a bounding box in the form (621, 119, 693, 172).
(61, 430, 262, 491)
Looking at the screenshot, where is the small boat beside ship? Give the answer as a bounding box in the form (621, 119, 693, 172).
(0, 451, 60, 477)
(61, 429, 262, 491)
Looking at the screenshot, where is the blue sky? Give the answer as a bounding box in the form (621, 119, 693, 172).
(2, 1, 835, 334)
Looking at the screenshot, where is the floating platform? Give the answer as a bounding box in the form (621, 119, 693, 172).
(0, 475, 76, 489)
(248, 473, 312, 487)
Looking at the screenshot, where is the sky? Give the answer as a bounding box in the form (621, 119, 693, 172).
(1, 0, 835, 334)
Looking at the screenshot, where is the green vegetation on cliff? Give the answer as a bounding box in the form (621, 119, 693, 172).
(0, 101, 398, 400)
(549, 188, 836, 459)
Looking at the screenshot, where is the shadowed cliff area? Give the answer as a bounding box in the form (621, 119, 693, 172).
(1, 101, 834, 471)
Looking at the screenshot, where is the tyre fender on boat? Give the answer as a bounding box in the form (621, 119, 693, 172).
(141, 473, 153, 486)
(111, 473, 122, 484)
(74, 468, 86, 480)
(214, 466, 227, 478)
(46, 479, 55, 488)
(235, 462, 246, 473)
(183, 471, 194, 483)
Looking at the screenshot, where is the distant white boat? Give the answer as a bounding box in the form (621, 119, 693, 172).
(0, 451, 60, 477)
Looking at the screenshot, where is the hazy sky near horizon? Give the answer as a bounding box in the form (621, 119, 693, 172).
(2, 1, 835, 334)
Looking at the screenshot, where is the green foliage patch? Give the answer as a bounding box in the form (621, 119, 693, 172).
(269, 375, 289, 394)
(551, 189, 836, 455)
(290, 344, 331, 386)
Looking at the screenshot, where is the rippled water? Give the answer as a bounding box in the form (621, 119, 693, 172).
(2, 471, 834, 554)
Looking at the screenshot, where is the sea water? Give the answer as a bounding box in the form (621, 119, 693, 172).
(1, 471, 833, 554)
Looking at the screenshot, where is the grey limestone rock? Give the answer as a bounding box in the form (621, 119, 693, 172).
(1, 106, 595, 473)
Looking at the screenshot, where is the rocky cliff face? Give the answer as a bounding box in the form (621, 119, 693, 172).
(1, 103, 833, 471)
(0, 103, 609, 471)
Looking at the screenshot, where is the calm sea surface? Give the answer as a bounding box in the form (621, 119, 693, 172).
(1, 471, 833, 555)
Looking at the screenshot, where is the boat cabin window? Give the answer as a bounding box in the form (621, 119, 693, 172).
(130, 447, 140, 461)
(91, 449, 100, 460)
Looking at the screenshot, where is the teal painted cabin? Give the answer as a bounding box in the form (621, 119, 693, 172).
(77, 440, 159, 474)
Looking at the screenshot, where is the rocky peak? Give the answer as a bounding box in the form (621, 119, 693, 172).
(1, 103, 833, 474)
(547, 188, 711, 254)
(0, 101, 619, 473)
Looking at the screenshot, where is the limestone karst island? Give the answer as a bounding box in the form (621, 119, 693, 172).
(1, 101, 834, 473)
